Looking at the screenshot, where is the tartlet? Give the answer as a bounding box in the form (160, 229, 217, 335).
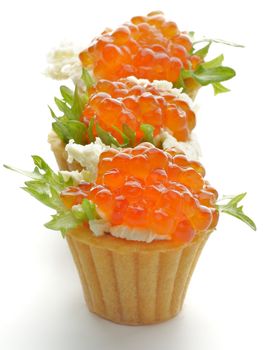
(5, 144, 255, 325)
(48, 75, 201, 171)
(47, 11, 239, 99)
(4, 9, 251, 327)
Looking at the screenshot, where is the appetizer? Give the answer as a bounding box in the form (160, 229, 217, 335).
(4, 145, 255, 325)
(49, 71, 201, 170)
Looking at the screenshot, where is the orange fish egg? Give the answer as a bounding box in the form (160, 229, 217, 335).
(80, 77, 196, 145)
(79, 12, 201, 84)
(61, 145, 219, 243)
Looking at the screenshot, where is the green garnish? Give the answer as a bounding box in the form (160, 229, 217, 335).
(87, 118, 95, 143)
(192, 38, 244, 48)
(193, 43, 211, 59)
(4, 160, 256, 235)
(200, 54, 224, 69)
(81, 198, 97, 220)
(111, 126, 130, 147)
(186, 66, 236, 86)
(4, 157, 97, 236)
(140, 124, 155, 144)
(174, 35, 243, 95)
(49, 69, 156, 148)
(49, 69, 94, 145)
(122, 124, 136, 147)
(212, 82, 230, 95)
(81, 68, 95, 89)
(96, 123, 121, 147)
(217, 193, 256, 231)
(60, 86, 74, 106)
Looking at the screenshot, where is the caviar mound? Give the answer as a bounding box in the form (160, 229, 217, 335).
(79, 11, 202, 84)
(61, 144, 219, 242)
(81, 77, 195, 145)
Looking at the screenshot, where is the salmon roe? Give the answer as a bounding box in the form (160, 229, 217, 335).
(79, 11, 201, 83)
(81, 77, 195, 144)
(60, 144, 219, 243)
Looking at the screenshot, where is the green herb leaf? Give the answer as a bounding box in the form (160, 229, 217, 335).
(193, 43, 211, 59)
(192, 66, 236, 86)
(81, 68, 95, 89)
(60, 86, 74, 106)
(71, 85, 86, 120)
(212, 82, 230, 95)
(81, 199, 97, 220)
(52, 120, 71, 143)
(112, 125, 130, 146)
(217, 193, 256, 231)
(54, 97, 74, 119)
(5, 156, 71, 212)
(48, 106, 58, 120)
(88, 118, 95, 143)
(193, 38, 244, 48)
(140, 124, 155, 144)
(4, 157, 92, 236)
(45, 211, 80, 236)
(3, 164, 43, 180)
(52, 117, 87, 145)
(123, 124, 136, 147)
(22, 185, 65, 211)
(65, 120, 87, 144)
(72, 204, 87, 221)
(96, 123, 120, 147)
(173, 69, 187, 89)
(201, 54, 224, 69)
(31, 155, 70, 190)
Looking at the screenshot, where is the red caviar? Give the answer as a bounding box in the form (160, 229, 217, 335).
(81, 77, 195, 144)
(60, 144, 219, 243)
(79, 11, 201, 83)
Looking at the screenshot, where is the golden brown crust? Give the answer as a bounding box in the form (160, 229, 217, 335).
(66, 228, 211, 325)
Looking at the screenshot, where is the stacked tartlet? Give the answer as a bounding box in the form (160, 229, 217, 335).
(48, 75, 200, 170)
(6, 11, 255, 325)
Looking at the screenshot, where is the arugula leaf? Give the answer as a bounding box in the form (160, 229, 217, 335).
(48, 106, 58, 120)
(140, 124, 155, 144)
(3, 164, 43, 180)
(71, 85, 86, 120)
(31, 155, 71, 190)
(88, 118, 95, 143)
(60, 86, 74, 106)
(193, 43, 211, 59)
(45, 211, 80, 236)
(173, 69, 186, 89)
(112, 125, 130, 146)
(4, 156, 89, 236)
(81, 68, 95, 89)
(23, 185, 65, 211)
(123, 124, 136, 147)
(54, 97, 74, 120)
(4, 156, 71, 211)
(217, 193, 256, 231)
(52, 120, 71, 143)
(192, 66, 236, 86)
(65, 120, 87, 144)
(96, 123, 120, 147)
(193, 38, 244, 48)
(212, 82, 230, 95)
(50, 80, 90, 145)
(81, 199, 97, 220)
(52, 116, 87, 144)
(201, 54, 224, 69)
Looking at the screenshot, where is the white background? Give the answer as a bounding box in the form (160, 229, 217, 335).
(1, 0, 269, 349)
